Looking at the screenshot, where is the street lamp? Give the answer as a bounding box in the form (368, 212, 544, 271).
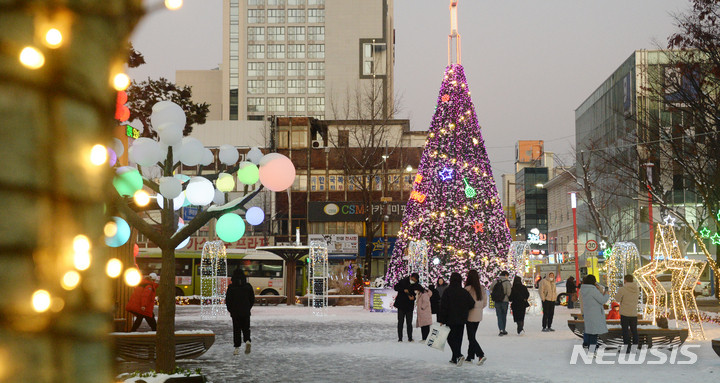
(570, 191, 580, 283)
(643, 163, 655, 261)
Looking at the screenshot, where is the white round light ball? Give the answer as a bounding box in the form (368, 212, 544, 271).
(129, 137, 161, 167)
(156, 122, 183, 146)
(247, 147, 264, 165)
(151, 101, 186, 128)
(177, 137, 205, 166)
(213, 189, 225, 205)
(185, 177, 214, 206)
(201, 148, 214, 166)
(246, 206, 265, 225)
(112, 138, 125, 157)
(157, 192, 185, 211)
(219, 144, 239, 165)
(159, 176, 182, 199)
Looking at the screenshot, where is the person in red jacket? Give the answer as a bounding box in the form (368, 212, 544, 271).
(606, 301, 621, 320)
(126, 273, 159, 332)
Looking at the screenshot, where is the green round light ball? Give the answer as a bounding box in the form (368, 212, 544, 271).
(237, 162, 260, 185)
(216, 213, 246, 243)
(113, 167, 143, 196)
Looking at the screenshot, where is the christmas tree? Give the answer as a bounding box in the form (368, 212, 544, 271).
(385, 63, 512, 287)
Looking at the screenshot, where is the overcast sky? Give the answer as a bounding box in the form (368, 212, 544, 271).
(128, 0, 690, 183)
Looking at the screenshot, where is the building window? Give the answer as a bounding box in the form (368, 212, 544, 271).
(310, 176, 326, 192)
(247, 27, 265, 41)
(308, 0, 324, 4)
(308, 62, 324, 76)
(337, 130, 349, 147)
(267, 97, 285, 112)
(267, 44, 286, 59)
(287, 0, 304, 4)
(247, 9, 265, 23)
(248, 0, 265, 5)
(288, 62, 306, 76)
(308, 8, 324, 23)
(247, 97, 265, 112)
(267, 26, 285, 41)
(308, 26, 324, 41)
(363, 42, 387, 75)
(287, 80, 306, 94)
(308, 97, 324, 112)
(247, 44, 265, 59)
(288, 26, 306, 41)
(307, 79, 324, 94)
(267, 80, 285, 94)
(287, 44, 306, 59)
(267, 0, 284, 4)
(308, 44, 324, 58)
(247, 80, 264, 94)
(267, 62, 286, 77)
(247, 62, 265, 77)
(287, 9, 306, 23)
(267, 9, 286, 23)
(287, 97, 306, 112)
(291, 175, 308, 191)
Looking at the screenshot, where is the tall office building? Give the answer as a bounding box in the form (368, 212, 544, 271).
(222, 0, 394, 121)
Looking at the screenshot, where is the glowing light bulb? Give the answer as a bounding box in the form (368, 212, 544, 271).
(104, 221, 117, 237)
(106, 258, 123, 278)
(90, 144, 107, 165)
(19, 47, 45, 69)
(74, 251, 90, 270)
(73, 235, 91, 254)
(133, 190, 150, 206)
(113, 73, 130, 91)
(32, 290, 51, 312)
(124, 268, 141, 286)
(61, 271, 81, 290)
(45, 29, 63, 48)
(165, 0, 183, 10)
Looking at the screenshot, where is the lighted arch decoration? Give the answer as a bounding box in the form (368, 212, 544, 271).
(407, 240, 430, 287)
(634, 224, 705, 340)
(607, 242, 643, 304)
(200, 240, 228, 319)
(509, 241, 530, 276)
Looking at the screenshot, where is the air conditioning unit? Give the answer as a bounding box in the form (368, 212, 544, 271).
(312, 139, 323, 149)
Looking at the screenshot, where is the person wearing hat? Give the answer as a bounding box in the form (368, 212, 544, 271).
(126, 273, 159, 332)
(226, 268, 255, 355)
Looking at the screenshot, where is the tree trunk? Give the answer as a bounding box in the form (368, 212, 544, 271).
(286, 258, 297, 305)
(156, 245, 177, 371)
(364, 241, 374, 280)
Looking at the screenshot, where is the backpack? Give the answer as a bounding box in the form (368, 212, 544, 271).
(491, 279, 507, 303)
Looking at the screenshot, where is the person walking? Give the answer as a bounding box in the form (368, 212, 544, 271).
(438, 272, 475, 366)
(126, 273, 158, 332)
(489, 271, 512, 336)
(579, 274, 609, 356)
(566, 276, 577, 309)
(615, 274, 640, 353)
(429, 283, 441, 321)
(226, 269, 255, 355)
(393, 273, 419, 342)
(539, 272, 558, 332)
(509, 275, 530, 335)
(464, 270, 488, 365)
(415, 286, 433, 343)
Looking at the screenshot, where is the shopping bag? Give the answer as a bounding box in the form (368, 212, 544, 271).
(426, 323, 450, 351)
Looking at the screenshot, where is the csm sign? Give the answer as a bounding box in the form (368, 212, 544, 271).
(309, 201, 405, 222)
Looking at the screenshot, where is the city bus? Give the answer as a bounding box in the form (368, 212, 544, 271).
(135, 249, 290, 297)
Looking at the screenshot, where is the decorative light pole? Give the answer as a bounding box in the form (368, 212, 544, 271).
(644, 163, 655, 261)
(570, 191, 580, 283)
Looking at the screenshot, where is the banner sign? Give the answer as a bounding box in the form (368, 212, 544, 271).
(308, 234, 358, 254)
(308, 201, 406, 222)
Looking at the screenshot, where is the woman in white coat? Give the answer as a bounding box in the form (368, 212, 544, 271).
(415, 286, 433, 342)
(579, 274, 609, 355)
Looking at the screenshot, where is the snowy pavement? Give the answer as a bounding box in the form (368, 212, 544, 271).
(116, 304, 720, 383)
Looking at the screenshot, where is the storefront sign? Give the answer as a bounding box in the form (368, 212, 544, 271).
(308, 234, 358, 254)
(308, 201, 406, 222)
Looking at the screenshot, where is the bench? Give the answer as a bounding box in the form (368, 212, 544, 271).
(713, 338, 720, 358)
(110, 331, 215, 362)
(571, 313, 644, 321)
(255, 295, 286, 306)
(567, 320, 688, 349)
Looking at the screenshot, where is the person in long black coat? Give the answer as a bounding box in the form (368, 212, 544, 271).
(438, 272, 475, 366)
(226, 269, 255, 355)
(566, 276, 577, 309)
(509, 275, 530, 335)
(428, 283, 440, 316)
(394, 273, 419, 342)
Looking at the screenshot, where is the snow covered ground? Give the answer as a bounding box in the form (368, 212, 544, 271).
(116, 303, 720, 383)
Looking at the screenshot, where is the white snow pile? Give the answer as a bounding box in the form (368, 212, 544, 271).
(119, 372, 203, 383)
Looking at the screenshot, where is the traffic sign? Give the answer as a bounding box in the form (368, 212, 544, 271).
(586, 240, 598, 252)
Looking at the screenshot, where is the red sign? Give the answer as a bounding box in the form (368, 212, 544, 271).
(586, 240, 598, 252)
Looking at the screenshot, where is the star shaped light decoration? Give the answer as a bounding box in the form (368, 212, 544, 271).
(599, 240, 607, 250)
(473, 221, 484, 233)
(666, 258, 706, 340)
(712, 233, 720, 245)
(700, 227, 711, 238)
(717, 210, 720, 222)
(438, 167, 454, 181)
(663, 215, 677, 227)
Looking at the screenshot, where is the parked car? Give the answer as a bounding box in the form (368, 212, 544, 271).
(656, 273, 709, 297)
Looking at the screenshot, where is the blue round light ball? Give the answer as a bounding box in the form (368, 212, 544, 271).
(246, 206, 265, 225)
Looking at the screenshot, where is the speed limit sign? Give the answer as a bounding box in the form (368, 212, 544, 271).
(586, 240, 598, 252)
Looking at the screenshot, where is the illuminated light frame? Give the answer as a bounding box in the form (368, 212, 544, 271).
(200, 240, 228, 319)
(607, 242, 642, 309)
(407, 240, 429, 287)
(308, 240, 329, 316)
(508, 241, 531, 276)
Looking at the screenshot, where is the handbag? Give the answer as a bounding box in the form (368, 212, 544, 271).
(426, 323, 450, 351)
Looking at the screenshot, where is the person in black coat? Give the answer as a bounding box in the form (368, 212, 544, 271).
(438, 272, 475, 366)
(509, 275, 530, 335)
(428, 283, 440, 316)
(394, 273, 419, 342)
(226, 269, 255, 355)
(566, 276, 577, 309)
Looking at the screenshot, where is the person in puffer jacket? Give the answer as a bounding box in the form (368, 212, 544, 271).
(126, 273, 158, 332)
(415, 285, 433, 342)
(606, 302, 621, 320)
(615, 274, 640, 352)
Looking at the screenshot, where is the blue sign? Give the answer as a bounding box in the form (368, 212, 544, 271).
(182, 206, 199, 221)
